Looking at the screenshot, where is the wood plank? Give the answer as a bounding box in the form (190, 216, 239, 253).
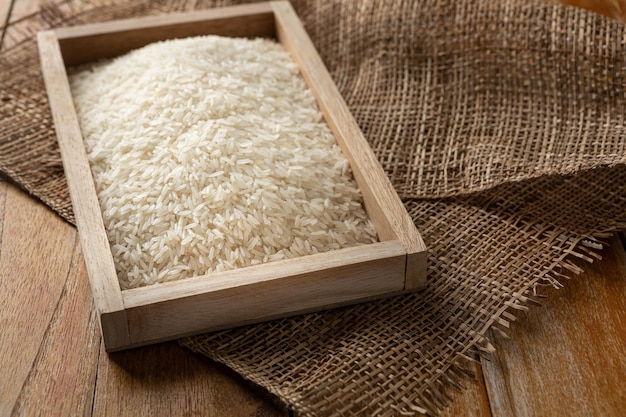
(272, 1, 427, 289)
(37, 29, 129, 349)
(123, 241, 407, 306)
(0, 183, 76, 416)
(481, 235, 626, 417)
(121, 241, 406, 348)
(11, 240, 101, 417)
(55, 2, 276, 66)
(92, 341, 288, 417)
(441, 361, 492, 417)
(0, 186, 287, 417)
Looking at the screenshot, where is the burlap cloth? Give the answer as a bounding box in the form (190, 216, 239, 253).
(1, 0, 625, 415)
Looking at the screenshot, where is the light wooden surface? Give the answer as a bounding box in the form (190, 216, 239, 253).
(1, 0, 625, 416)
(37, 1, 426, 351)
(0, 181, 289, 417)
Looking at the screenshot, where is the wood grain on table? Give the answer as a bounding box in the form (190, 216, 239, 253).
(0, 181, 289, 417)
(1, 0, 625, 416)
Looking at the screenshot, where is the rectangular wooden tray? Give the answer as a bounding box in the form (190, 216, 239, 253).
(37, 1, 427, 351)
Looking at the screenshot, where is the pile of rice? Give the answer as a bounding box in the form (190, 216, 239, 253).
(70, 35, 377, 290)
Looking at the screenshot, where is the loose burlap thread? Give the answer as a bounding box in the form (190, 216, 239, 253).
(1, 0, 625, 415)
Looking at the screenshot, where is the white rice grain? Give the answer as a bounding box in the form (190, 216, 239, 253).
(70, 35, 377, 290)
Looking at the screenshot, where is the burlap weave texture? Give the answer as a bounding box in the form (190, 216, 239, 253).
(1, 0, 625, 415)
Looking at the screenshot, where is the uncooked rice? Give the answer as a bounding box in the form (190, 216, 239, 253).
(69, 35, 377, 290)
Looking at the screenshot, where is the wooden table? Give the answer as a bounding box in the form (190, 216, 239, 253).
(1, 1, 625, 416)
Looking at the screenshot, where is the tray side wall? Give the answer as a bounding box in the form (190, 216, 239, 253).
(121, 242, 407, 349)
(37, 30, 130, 349)
(271, 1, 427, 289)
(55, 2, 276, 66)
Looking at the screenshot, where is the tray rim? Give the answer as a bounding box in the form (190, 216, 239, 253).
(37, 0, 427, 351)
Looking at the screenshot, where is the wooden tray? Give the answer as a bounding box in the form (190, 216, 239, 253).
(37, 1, 427, 351)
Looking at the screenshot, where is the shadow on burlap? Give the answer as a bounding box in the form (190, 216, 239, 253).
(1, 0, 625, 415)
